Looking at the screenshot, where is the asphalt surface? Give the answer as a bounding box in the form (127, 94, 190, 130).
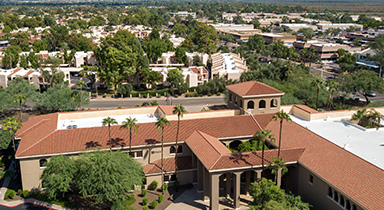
(85, 96, 226, 109)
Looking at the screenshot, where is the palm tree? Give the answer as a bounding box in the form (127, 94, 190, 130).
(172, 104, 187, 191)
(325, 79, 338, 111)
(271, 110, 292, 158)
(13, 94, 26, 122)
(120, 117, 139, 154)
(102, 117, 118, 151)
(267, 157, 288, 186)
(311, 77, 325, 110)
(253, 129, 275, 172)
(2, 117, 22, 152)
(155, 117, 170, 195)
(76, 80, 86, 110)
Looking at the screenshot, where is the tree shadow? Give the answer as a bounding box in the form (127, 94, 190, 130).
(85, 141, 101, 149)
(228, 152, 251, 166)
(108, 138, 125, 148)
(145, 139, 160, 144)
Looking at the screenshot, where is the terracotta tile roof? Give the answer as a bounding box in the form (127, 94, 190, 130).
(253, 114, 384, 210)
(15, 114, 259, 157)
(7, 69, 21, 78)
(144, 156, 193, 174)
(226, 81, 284, 96)
(294, 104, 318, 113)
(211, 148, 305, 170)
(158, 105, 174, 115)
(185, 131, 231, 170)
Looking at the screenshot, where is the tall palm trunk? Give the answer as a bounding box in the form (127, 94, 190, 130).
(261, 140, 265, 172)
(327, 88, 332, 111)
(161, 128, 164, 195)
(108, 125, 112, 151)
(19, 100, 22, 122)
(277, 120, 283, 158)
(80, 88, 83, 110)
(316, 88, 320, 110)
(129, 128, 132, 154)
(175, 115, 180, 191)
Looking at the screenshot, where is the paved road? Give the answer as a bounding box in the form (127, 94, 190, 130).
(85, 96, 226, 109)
(0, 203, 51, 210)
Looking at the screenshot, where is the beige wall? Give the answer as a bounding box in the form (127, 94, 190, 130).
(58, 106, 158, 120)
(19, 158, 45, 191)
(297, 165, 363, 210)
(227, 90, 281, 115)
(166, 110, 237, 121)
(0, 75, 6, 88)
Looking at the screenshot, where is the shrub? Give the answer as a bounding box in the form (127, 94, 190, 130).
(217, 92, 221, 96)
(17, 189, 22, 196)
(143, 206, 148, 210)
(163, 184, 168, 192)
(150, 100, 158, 106)
(150, 200, 158, 209)
(22, 190, 29, 198)
(194, 93, 199, 97)
(185, 93, 189, 97)
(158, 195, 164, 203)
(143, 197, 149, 206)
(150, 180, 158, 190)
(141, 189, 147, 197)
(156, 95, 161, 98)
(4, 189, 15, 199)
(117, 106, 122, 109)
(208, 93, 212, 97)
(127, 194, 136, 206)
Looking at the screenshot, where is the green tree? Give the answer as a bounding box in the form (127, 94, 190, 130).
(13, 94, 26, 122)
(5, 77, 37, 113)
(175, 47, 188, 66)
(2, 117, 22, 152)
(254, 129, 275, 171)
(0, 130, 12, 150)
(247, 35, 265, 53)
(141, 68, 162, 90)
(2, 45, 21, 69)
(311, 78, 325, 110)
(155, 117, 170, 195)
(172, 24, 188, 37)
(250, 178, 285, 209)
(102, 117, 118, 151)
(77, 151, 144, 204)
(41, 155, 77, 200)
(325, 79, 338, 111)
(338, 70, 384, 105)
(166, 69, 186, 95)
(120, 117, 139, 154)
(271, 110, 292, 158)
(267, 157, 288, 185)
(298, 28, 314, 40)
(40, 84, 86, 112)
(172, 104, 187, 191)
(20, 55, 28, 69)
(368, 34, 384, 76)
(190, 22, 217, 54)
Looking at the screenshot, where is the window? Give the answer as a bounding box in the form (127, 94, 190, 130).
(309, 174, 313, 184)
(164, 175, 170, 182)
(259, 100, 266, 109)
(334, 191, 339, 202)
(328, 187, 333, 197)
(170, 174, 176, 181)
(170, 146, 182, 154)
(247, 101, 254, 109)
(346, 200, 351, 210)
(270, 99, 277, 108)
(340, 195, 345, 207)
(129, 152, 135, 158)
(229, 94, 232, 102)
(136, 151, 143, 158)
(39, 159, 47, 168)
(352, 204, 357, 210)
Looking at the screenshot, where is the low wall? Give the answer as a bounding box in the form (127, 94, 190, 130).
(59, 106, 158, 120)
(166, 109, 239, 121)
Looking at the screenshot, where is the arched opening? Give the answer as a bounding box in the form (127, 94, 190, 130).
(259, 100, 266, 109)
(346, 200, 351, 210)
(352, 204, 357, 210)
(235, 97, 238, 106)
(334, 191, 339, 202)
(328, 187, 333, 197)
(270, 99, 277, 108)
(229, 140, 242, 151)
(229, 93, 232, 102)
(340, 195, 345, 207)
(170, 145, 183, 154)
(247, 101, 254, 109)
(39, 159, 47, 168)
(239, 100, 242, 108)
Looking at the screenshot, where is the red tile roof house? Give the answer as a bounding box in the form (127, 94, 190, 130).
(14, 82, 384, 210)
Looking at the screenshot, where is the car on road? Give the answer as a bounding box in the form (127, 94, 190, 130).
(365, 92, 377, 97)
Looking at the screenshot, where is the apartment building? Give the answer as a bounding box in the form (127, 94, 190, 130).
(15, 81, 384, 210)
(311, 43, 350, 60)
(210, 53, 247, 80)
(73, 51, 99, 68)
(150, 66, 208, 88)
(317, 23, 363, 31)
(281, 23, 318, 32)
(0, 68, 42, 89)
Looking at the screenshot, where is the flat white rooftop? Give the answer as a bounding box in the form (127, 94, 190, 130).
(57, 114, 160, 130)
(292, 115, 384, 170)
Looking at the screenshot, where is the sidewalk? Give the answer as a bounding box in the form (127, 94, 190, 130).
(90, 95, 225, 101)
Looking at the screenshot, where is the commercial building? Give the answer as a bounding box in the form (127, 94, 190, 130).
(281, 23, 318, 32)
(170, 11, 196, 18)
(14, 81, 384, 210)
(316, 23, 363, 31)
(310, 43, 350, 60)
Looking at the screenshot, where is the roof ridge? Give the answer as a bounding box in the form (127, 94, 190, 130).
(16, 129, 57, 157)
(17, 118, 50, 137)
(196, 130, 231, 157)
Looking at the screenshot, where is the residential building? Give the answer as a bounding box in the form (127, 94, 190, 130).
(14, 81, 384, 210)
(210, 53, 247, 80)
(73, 51, 99, 68)
(310, 43, 350, 60)
(170, 11, 196, 18)
(0, 68, 42, 89)
(150, 66, 208, 88)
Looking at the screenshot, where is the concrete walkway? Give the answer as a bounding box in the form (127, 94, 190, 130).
(165, 188, 251, 210)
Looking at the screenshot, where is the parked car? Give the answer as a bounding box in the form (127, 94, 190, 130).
(365, 92, 377, 97)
